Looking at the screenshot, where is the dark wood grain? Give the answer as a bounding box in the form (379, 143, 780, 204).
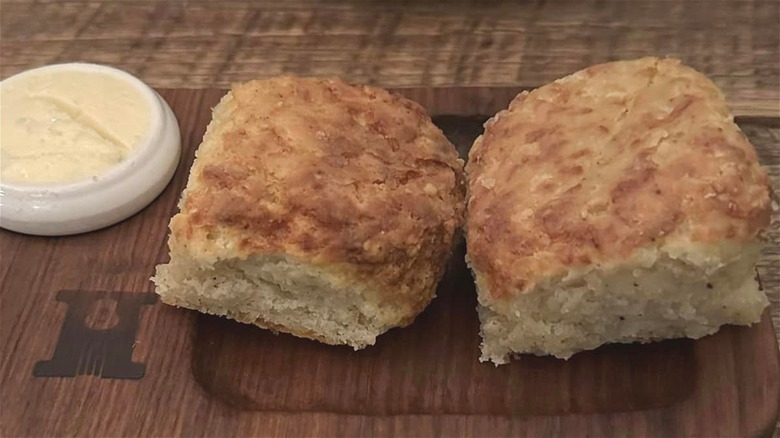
(1, 0, 778, 117)
(0, 88, 777, 437)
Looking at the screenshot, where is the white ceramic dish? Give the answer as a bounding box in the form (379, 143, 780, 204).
(0, 63, 181, 236)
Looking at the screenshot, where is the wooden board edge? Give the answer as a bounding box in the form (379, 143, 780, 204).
(156, 87, 780, 120)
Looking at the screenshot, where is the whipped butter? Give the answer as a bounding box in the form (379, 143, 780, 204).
(0, 68, 152, 184)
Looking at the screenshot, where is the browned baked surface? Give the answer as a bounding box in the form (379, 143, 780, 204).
(169, 76, 466, 313)
(466, 57, 772, 299)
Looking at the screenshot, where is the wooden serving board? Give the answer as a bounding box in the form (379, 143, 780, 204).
(1, 88, 778, 437)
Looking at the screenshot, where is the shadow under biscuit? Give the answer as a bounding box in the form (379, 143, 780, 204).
(189, 239, 696, 416)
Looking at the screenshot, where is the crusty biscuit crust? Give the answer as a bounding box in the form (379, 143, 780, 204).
(169, 76, 465, 315)
(466, 57, 771, 299)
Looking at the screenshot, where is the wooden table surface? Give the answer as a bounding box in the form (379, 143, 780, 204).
(2, 0, 779, 436)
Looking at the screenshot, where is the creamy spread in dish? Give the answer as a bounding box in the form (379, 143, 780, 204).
(0, 68, 151, 184)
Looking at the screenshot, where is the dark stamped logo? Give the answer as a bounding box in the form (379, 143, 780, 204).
(34, 290, 157, 379)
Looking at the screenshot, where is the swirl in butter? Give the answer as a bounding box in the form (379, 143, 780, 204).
(0, 68, 151, 184)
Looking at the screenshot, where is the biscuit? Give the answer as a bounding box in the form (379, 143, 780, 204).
(466, 57, 771, 363)
(154, 76, 466, 349)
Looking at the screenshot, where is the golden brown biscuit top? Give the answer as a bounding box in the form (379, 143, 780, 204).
(171, 76, 465, 276)
(466, 57, 771, 299)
